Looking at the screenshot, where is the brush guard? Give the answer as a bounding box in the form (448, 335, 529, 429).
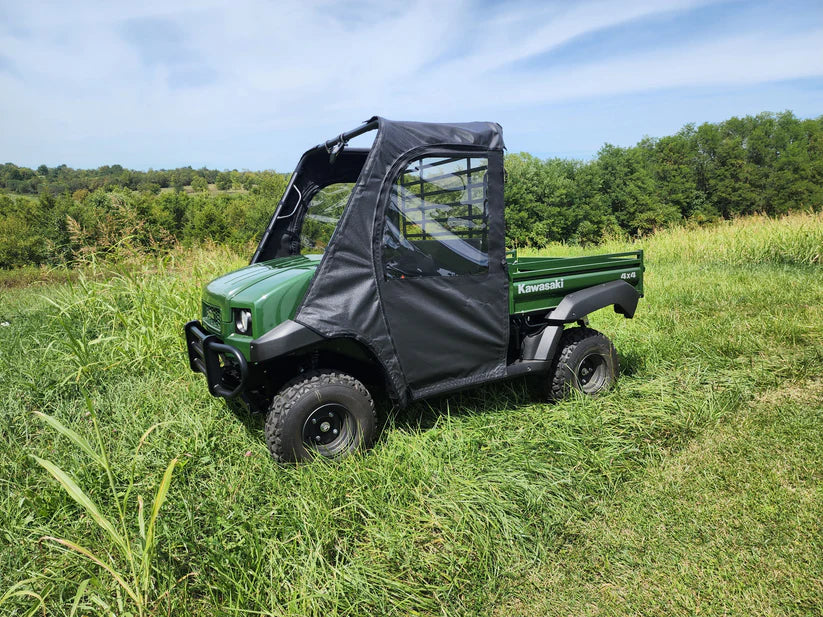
(185, 321, 248, 398)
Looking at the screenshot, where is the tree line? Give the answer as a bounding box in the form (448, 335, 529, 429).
(0, 163, 270, 196)
(504, 111, 823, 246)
(0, 172, 288, 268)
(1, 111, 821, 268)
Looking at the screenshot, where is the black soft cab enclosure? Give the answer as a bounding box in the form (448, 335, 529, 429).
(254, 116, 509, 403)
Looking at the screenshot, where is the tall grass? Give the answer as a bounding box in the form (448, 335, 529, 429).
(644, 211, 822, 266)
(0, 580, 45, 617)
(0, 213, 820, 615)
(39, 245, 246, 384)
(31, 397, 178, 616)
(519, 211, 823, 266)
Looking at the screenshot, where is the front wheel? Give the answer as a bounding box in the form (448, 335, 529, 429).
(547, 327, 618, 400)
(265, 370, 376, 463)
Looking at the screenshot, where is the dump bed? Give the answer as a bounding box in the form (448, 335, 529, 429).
(507, 250, 644, 314)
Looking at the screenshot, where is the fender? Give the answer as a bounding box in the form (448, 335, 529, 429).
(249, 319, 325, 362)
(249, 322, 401, 401)
(552, 279, 640, 321)
(521, 280, 640, 362)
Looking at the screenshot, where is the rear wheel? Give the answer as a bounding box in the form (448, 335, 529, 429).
(265, 370, 376, 463)
(547, 327, 618, 400)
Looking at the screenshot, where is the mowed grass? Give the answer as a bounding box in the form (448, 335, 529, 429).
(0, 213, 821, 615)
(497, 379, 823, 617)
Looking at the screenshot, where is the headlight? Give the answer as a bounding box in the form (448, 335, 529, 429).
(234, 309, 252, 334)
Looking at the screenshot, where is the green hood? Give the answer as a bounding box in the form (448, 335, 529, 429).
(202, 254, 321, 339)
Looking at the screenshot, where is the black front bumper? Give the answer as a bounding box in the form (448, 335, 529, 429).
(185, 321, 248, 398)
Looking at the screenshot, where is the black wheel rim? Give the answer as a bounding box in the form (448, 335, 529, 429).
(302, 403, 355, 456)
(576, 353, 609, 394)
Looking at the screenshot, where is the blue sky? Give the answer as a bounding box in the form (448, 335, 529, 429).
(0, 0, 821, 171)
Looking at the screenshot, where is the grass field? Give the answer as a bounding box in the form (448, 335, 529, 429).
(1, 213, 821, 616)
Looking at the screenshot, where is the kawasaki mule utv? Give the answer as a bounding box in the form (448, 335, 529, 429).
(185, 117, 643, 462)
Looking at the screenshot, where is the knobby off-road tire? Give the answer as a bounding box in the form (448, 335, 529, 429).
(547, 327, 618, 401)
(264, 370, 376, 463)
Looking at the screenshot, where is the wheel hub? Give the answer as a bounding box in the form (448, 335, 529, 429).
(576, 353, 608, 393)
(302, 403, 349, 447)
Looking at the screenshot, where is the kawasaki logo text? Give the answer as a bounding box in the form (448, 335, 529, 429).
(517, 279, 564, 294)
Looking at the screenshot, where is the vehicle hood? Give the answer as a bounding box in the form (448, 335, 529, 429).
(202, 254, 322, 336)
(205, 254, 320, 302)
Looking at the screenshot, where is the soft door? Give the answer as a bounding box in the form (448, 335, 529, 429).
(377, 151, 509, 398)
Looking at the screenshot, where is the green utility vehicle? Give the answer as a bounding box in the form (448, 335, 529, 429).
(185, 118, 644, 462)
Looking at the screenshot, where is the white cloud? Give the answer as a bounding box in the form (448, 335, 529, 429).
(0, 0, 820, 168)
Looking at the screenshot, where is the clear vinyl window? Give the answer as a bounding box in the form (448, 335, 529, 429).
(299, 183, 354, 254)
(383, 155, 489, 278)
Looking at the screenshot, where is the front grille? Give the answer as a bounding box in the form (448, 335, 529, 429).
(202, 302, 222, 333)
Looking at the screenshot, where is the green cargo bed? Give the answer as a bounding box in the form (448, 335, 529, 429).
(507, 250, 644, 314)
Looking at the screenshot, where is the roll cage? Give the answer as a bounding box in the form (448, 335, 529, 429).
(252, 120, 378, 264)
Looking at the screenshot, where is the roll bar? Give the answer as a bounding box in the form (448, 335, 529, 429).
(250, 120, 378, 264)
(320, 118, 379, 163)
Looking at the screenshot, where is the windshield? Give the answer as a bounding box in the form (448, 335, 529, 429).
(299, 183, 354, 254)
